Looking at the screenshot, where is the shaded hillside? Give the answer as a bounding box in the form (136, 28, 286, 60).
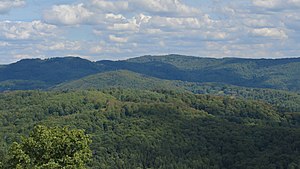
(1, 89, 299, 168)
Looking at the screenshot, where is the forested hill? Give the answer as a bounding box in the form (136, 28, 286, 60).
(1, 89, 300, 168)
(0, 55, 300, 91)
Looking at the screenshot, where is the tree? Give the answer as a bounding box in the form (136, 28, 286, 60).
(3, 125, 92, 169)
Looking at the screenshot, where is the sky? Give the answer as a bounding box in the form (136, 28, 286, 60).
(0, 0, 300, 63)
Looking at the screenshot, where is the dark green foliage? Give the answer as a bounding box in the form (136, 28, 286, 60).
(3, 125, 92, 169)
(0, 89, 299, 169)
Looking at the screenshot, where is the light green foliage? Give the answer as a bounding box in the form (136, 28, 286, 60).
(3, 125, 92, 169)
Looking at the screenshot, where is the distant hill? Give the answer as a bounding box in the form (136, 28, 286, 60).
(94, 55, 300, 91)
(0, 57, 103, 90)
(125, 55, 300, 91)
(1, 55, 300, 92)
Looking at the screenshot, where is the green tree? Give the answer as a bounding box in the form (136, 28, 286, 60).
(3, 125, 92, 169)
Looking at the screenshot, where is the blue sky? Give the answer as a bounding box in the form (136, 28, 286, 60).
(0, 0, 300, 63)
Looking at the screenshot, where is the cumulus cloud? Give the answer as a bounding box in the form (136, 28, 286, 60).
(44, 3, 93, 25)
(0, 20, 57, 40)
(0, 0, 25, 14)
(44, 0, 201, 26)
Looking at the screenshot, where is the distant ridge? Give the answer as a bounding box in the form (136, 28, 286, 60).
(0, 54, 300, 91)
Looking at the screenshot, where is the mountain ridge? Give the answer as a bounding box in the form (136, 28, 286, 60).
(0, 54, 300, 92)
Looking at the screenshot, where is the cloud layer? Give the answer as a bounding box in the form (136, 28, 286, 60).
(1, 0, 300, 63)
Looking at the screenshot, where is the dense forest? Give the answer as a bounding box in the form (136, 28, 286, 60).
(0, 55, 300, 168)
(0, 89, 300, 168)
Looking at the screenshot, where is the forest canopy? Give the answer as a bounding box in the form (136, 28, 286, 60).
(0, 89, 299, 168)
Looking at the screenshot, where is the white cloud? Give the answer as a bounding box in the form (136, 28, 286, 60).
(13, 54, 32, 60)
(129, 0, 200, 16)
(0, 41, 10, 47)
(37, 41, 82, 51)
(252, 0, 300, 9)
(149, 16, 203, 29)
(108, 22, 138, 31)
(250, 28, 288, 39)
(92, 0, 125, 11)
(89, 0, 199, 16)
(0, 0, 25, 14)
(90, 46, 103, 54)
(252, 0, 283, 9)
(105, 13, 126, 20)
(2, 0, 300, 63)
(143, 28, 163, 34)
(243, 18, 276, 28)
(44, 3, 93, 25)
(90, 0, 129, 12)
(109, 35, 129, 43)
(203, 31, 228, 40)
(107, 13, 151, 32)
(0, 20, 57, 40)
